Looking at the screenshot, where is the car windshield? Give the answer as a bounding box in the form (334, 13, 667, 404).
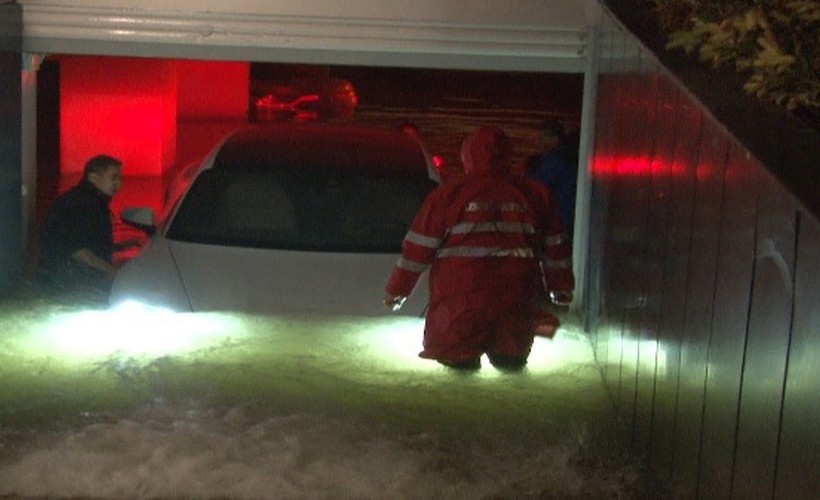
(166, 166, 436, 253)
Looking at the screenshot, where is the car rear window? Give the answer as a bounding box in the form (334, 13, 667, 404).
(166, 166, 436, 253)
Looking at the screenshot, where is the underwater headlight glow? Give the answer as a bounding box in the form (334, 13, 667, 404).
(366, 317, 426, 363)
(364, 317, 597, 376)
(24, 298, 605, 377)
(38, 300, 237, 358)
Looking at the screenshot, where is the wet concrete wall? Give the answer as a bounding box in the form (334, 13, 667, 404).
(584, 12, 820, 500)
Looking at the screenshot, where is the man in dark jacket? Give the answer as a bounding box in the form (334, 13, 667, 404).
(38, 154, 124, 296)
(383, 126, 574, 371)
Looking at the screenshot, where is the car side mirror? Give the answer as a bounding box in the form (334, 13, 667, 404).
(121, 206, 156, 235)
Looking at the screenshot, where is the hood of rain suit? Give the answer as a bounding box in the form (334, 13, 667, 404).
(460, 125, 513, 175)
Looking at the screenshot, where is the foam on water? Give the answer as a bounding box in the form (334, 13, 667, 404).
(0, 401, 636, 499)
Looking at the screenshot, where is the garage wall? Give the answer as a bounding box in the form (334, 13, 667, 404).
(585, 10, 820, 500)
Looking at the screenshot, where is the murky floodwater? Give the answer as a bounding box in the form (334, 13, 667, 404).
(0, 289, 645, 499)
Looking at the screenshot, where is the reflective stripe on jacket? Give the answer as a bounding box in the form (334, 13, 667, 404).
(385, 170, 573, 301)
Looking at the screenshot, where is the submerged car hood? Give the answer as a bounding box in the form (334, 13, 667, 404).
(166, 240, 428, 317)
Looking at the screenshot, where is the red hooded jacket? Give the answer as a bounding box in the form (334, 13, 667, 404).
(385, 126, 573, 304)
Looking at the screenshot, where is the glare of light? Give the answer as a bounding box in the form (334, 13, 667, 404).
(34, 300, 239, 358)
(527, 327, 598, 374)
(641, 339, 666, 374)
(60, 56, 177, 177)
(360, 317, 506, 377)
(359, 316, 434, 370)
(362, 316, 598, 377)
(608, 333, 668, 377)
(29, 300, 604, 377)
(616, 155, 651, 176)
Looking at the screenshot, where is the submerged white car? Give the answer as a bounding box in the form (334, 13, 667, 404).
(110, 123, 437, 316)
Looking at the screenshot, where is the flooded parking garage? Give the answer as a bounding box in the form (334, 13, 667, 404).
(0, 86, 661, 498)
(3, 2, 819, 497)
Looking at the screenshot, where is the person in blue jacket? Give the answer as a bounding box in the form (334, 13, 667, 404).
(526, 119, 578, 239)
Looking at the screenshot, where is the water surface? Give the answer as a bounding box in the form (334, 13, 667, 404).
(0, 292, 642, 499)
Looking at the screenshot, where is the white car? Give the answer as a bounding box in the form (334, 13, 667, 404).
(110, 123, 437, 316)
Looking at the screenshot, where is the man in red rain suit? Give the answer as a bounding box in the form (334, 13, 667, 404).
(383, 125, 574, 370)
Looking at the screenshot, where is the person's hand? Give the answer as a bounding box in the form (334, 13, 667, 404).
(549, 291, 573, 306)
(383, 294, 407, 311)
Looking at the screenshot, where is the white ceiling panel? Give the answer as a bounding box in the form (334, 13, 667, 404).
(14, 0, 602, 71)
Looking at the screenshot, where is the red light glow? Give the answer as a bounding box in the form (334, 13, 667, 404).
(60, 56, 178, 177)
(60, 56, 250, 179)
(176, 60, 249, 118)
(255, 93, 321, 122)
(591, 154, 688, 179)
(432, 155, 444, 171)
(616, 156, 651, 176)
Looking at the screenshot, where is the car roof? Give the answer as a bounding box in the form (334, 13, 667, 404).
(211, 122, 430, 175)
